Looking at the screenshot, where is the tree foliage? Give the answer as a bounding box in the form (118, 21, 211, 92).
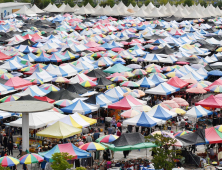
(145, 134, 181, 170)
(0, 165, 10, 170)
(122, 0, 136, 7)
(100, 0, 115, 7)
(51, 152, 75, 170)
(199, 0, 207, 7)
(158, 0, 168, 5)
(183, 0, 193, 6)
(65, 0, 75, 7)
(144, 0, 150, 6)
(82, 0, 95, 7)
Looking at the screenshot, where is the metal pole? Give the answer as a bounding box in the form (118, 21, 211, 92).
(22, 113, 29, 153)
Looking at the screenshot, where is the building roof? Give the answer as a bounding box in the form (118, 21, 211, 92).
(0, 2, 31, 8)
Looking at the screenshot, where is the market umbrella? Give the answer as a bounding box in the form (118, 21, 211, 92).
(186, 87, 207, 94)
(79, 142, 106, 151)
(110, 76, 128, 82)
(30, 78, 44, 85)
(120, 81, 140, 87)
(0, 95, 20, 102)
(209, 85, 222, 93)
(162, 100, 179, 108)
(132, 69, 147, 75)
(51, 77, 70, 83)
(40, 84, 60, 91)
(80, 80, 97, 87)
(96, 135, 119, 143)
(132, 89, 145, 97)
(121, 109, 141, 118)
(174, 131, 193, 137)
(123, 91, 140, 98)
(0, 156, 20, 167)
(54, 99, 73, 107)
(170, 108, 186, 115)
(172, 98, 189, 107)
(19, 153, 44, 164)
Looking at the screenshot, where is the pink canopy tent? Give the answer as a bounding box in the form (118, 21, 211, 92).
(5, 77, 32, 89)
(108, 95, 144, 110)
(195, 95, 222, 108)
(167, 76, 189, 88)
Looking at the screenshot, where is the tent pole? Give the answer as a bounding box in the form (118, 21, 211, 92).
(146, 148, 147, 158)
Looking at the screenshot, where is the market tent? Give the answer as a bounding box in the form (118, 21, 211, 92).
(17, 95, 40, 101)
(145, 82, 180, 95)
(104, 132, 156, 151)
(136, 77, 158, 88)
(112, 133, 145, 147)
(39, 143, 91, 162)
(105, 86, 126, 100)
(195, 95, 222, 108)
(33, 96, 55, 103)
(108, 95, 144, 110)
(30, 4, 45, 13)
(5, 77, 32, 89)
(84, 93, 118, 107)
(48, 112, 97, 128)
(67, 84, 88, 94)
(103, 63, 132, 73)
(86, 69, 108, 78)
(9, 110, 66, 129)
(167, 76, 189, 88)
(46, 89, 81, 101)
(204, 79, 222, 91)
(123, 111, 164, 127)
(176, 129, 206, 146)
(36, 121, 82, 139)
(19, 85, 50, 97)
(0, 111, 15, 119)
(147, 105, 177, 120)
(61, 99, 99, 114)
(185, 105, 213, 118)
(97, 77, 113, 86)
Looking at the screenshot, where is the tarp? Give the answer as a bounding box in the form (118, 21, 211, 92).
(195, 95, 222, 108)
(39, 143, 91, 162)
(36, 121, 82, 139)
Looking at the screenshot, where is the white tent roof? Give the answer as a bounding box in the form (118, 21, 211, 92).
(59, 3, 66, 11)
(30, 4, 44, 13)
(75, 7, 90, 15)
(46, 4, 62, 12)
(61, 4, 75, 12)
(147, 7, 164, 18)
(15, 5, 36, 15)
(133, 9, 148, 17)
(184, 9, 202, 18)
(10, 110, 66, 129)
(43, 3, 52, 11)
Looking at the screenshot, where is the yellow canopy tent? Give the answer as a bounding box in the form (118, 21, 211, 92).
(36, 121, 82, 139)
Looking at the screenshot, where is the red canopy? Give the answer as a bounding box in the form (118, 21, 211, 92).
(5, 77, 32, 89)
(195, 95, 222, 108)
(205, 127, 222, 144)
(167, 76, 188, 88)
(0, 52, 12, 60)
(204, 79, 222, 91)
(34, 96, 55, 103)
(108, 95, 143, 110)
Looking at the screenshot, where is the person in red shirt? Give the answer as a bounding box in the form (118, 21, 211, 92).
(117, 121, 122, 132)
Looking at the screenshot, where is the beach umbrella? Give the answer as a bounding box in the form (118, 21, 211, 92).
(0, 156, 20, 167)
(80, 80, 97, 87)
(111, 76, 128, 82)
(120, 81, 140, 87)
(149, 73, 167, 79)
(96, 135, 119, 143)
(54, 99, 73, 107)
(120, 72, 135, 78)
(174, 131, 193, 137)
(0, 69, 7, 74)
(146, 67, 162, 73)
(170, 108, 186, 115)
(79, 142, 106, 151)
(19, 153, 44, 164)
(0, 95, 20, 103)
(132, 89, 145, 97)
(120, 109, 141, 118)
(51, 77, 70, 83)
(188, 82, 208, 88)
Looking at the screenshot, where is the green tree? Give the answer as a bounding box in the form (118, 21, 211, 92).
(65, 0, 75, 7)
(158, 0, 168, 5)
(183, 0, 193, 6)
(145, 134, 181, 170)
(51, 153, 75, 170)
(199, 0, 207, 7)
(82, 0, 95, 7)
(0, 165, 10, 170)
(144, 0, 150, 6)
(20, 0, 31, 2)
